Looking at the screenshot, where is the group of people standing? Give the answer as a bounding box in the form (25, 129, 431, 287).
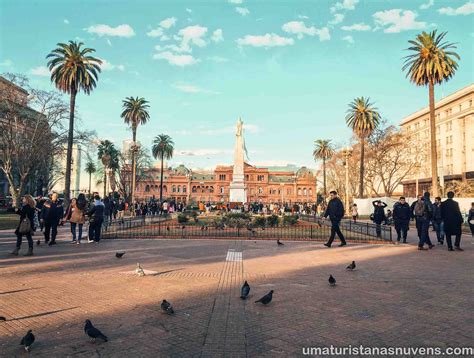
(11, 193, 108, 256)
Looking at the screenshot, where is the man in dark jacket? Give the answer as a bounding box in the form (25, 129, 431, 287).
(323, 191, 346, 248)
(417, 192, 434, 250)
(87, 195, 105, 243)
(393, 197, 411, 243)
(441, 191, 464, 251)
(372, 200, 387, 238)
(432, 197, 444, 245)
(410, 195, 423, 240)
(42, 193, 64, 246)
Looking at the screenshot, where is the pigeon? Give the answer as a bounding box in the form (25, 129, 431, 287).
(36, 239, 40, 246)
(328, 275, 336, 286)
(115, 251, 125, 258)
(161, 300, 175, 314)
(240, 281, 250, 299)
(0, 316, 6, 321)
(346, 261, 356, 271)
(136, 263, 145, 276)
(277, 239, 284, 246)
(84, 320, 108, 342)
(166, 226, 170, 232)
(20, 330, 35, 352)
(255, 290, 273, 305)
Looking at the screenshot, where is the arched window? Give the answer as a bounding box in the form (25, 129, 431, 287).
(163, 185, 167, 193)
(172, 185, 176, 193)
(303, 188, 307, 195)
(220, 186, 224, 194)
(209, 186, 214, 193)
(183, 186, 187, 193)
(258, 187, 263, 194)
(297, 188, 302, 196)
(177, 185, 181, 193)
(192, 186, 197, 193)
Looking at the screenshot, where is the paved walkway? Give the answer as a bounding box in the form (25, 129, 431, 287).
(0, 226, 473, 357)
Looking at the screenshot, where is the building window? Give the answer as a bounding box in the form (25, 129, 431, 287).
(446, 135, 453, 145)
(258, 187, 263, 194)
(219, 174, 226, 181)
(172, 185, 176, 193)
(183, 186, 187, 193)
(245, 174, 249, 181)
(303, 188, 307, 195)
(209, 186, 214, 193)
(287, 189, 292, 195)
(297, 188, 302, 196)
(192, 186, 197, 193)
(220, 186, 224, 194)
(145, 185, 150, 192)
(257, 175, 265, 181)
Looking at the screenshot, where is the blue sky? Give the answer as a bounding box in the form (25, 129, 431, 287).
(1, 0, 473, 171)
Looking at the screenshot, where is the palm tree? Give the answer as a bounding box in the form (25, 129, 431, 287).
(84, 159, 96, 198)
(313, 139, 335, 197)
(97, 140, 118, 198)
(121, 97, 150, 203)
(152, 134, 174, 202)
(46, 41, 101, 205)
(402, 30, 460, 197)
(346, 97, 381, 198)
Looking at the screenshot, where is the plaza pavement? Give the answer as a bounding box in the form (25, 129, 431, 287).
(0, 225, 473, 357)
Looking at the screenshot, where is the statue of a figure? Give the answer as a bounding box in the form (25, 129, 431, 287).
(236, 118, 243, 137)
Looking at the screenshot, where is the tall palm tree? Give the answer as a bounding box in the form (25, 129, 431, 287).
(97, 140, 118, 198)
(84, 159, 96, 198)
(313, 139, 335, 197)
(152, 134, 174, 203)
(346, 97, 381, 198)
(402, 30, 460, 197)
(121, 97, 150, 203)
(46, 41, 101, 205)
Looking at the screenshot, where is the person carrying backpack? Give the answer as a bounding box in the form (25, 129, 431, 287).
(411, 195, 424, 240)
(372, 200, 387, 238)
(417, 192, 434, 250)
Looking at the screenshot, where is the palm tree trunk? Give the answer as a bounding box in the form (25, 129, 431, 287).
(323, 158, 327, 197)
(88, 173, 91, 198)
(359, 138, 365, 198)
(159, 152, 164, 202)
(429, 80, 439, 197)
(130, 129, 137, 204)
(103, 169, 107, 198)
(64, 89, 77, 206)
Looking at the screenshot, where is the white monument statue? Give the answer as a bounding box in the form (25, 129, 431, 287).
(229, 118, 247, 203)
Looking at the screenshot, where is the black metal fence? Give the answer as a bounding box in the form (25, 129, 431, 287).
(101, 215, 393, 243)
(299, 215, 393, 242)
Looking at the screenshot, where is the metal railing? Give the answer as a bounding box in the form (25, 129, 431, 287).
(299, 215, 392, 242)
(101, 217, 392, 244)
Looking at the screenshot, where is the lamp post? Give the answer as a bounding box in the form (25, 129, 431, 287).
(342, 147, 353, 215)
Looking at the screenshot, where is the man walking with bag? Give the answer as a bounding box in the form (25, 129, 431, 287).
(323, 191, 347, 248)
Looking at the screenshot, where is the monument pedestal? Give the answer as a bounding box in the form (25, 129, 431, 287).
(229, 174, 246, 204)
(229, 118, 247, 205)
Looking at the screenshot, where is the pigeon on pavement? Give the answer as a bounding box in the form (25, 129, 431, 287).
(240, 281, 250, 299)
(136, 263, 145, 276)
(84, 320, 108, 342)
(255, 290, 273, 305)
(20, 330, 35, 351)
(161, 300, 175, 314)
(115, 251, 125, 258)
(277, 239, 284, 246)
(346, 261, 356, 271)
(329, 275, 336, 286)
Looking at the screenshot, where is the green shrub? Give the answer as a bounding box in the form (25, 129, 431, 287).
(282, 215, 298, 226)
(225, 212, 251, 221)
(253, 216, 266, 228)
(177, 213, 189, 224)
(266, 214, 280, 227)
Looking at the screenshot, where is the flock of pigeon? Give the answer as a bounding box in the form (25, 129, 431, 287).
(4, 242, 357, 352)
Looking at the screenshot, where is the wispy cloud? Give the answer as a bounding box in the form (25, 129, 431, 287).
(331, 0, 359, 13)
(176, 148, 233, 157)
(30, 66, 50, 76)
(63, 19, 69, 24)
(208, 56, 229, 63)
(0, 59, 13, 67)
(341, 23, 371, 31)
(160, 17, 177, 28)
(85, 24, 135, 37)
(328, 13, 345, 25)
(99, 59, 125, 71)
(237, 33, 294, 48)
(229, 0, 243, 4)
(153, 51, 198, 66)
(438, 2, 474, 16)
(236, 7, 250, 16)
(211, 29, 224, 43)
(342, 35, 354, 44)
(419, 0, 434, 10)
(172, 83, 219, 94)
(373, 9, 427, 33)
(282, 21, 331, 41)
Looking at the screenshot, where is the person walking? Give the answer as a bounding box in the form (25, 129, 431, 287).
(411, 195, 424, 242)
(11, 195, 36, 256)
(42, 193, 63, 246)
(469, 202, 474, 237)
(417, 192, 434, 251)
(117, 198, 125, 224)
(87, 195, 105, 243)
(351, 204, 358, 223)
(372, 200, 387, 238)
(432, 197, 444, 245)
(323, 191, 347, 248)
(65, 197, 86, 244)
(441, 191, 464, 251)
(393, 196, 411, 243)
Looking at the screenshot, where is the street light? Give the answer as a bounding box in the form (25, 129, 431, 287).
(342, 147, 353, 215)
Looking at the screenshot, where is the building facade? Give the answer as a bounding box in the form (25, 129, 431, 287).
(400, 84, 474, 196)
(52, 144, 82, 197)
(133, 163, 317, 204)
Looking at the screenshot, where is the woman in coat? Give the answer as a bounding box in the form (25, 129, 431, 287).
(65, 197, 86, 244)
(11, 195, 36, 256)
